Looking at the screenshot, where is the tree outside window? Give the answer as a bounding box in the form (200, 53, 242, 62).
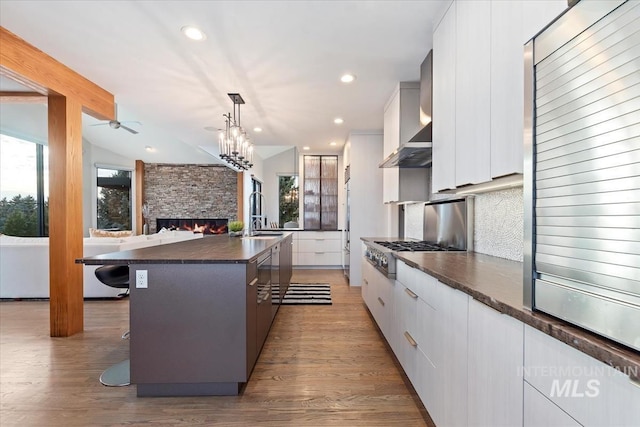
(97, 168, 132, 230)
(279, 175, 299, 227)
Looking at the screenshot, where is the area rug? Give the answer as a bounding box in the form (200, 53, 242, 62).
(281, 283, 332, 305)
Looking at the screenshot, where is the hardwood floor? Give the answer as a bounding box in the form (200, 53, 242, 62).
(0, 269, 434, 426)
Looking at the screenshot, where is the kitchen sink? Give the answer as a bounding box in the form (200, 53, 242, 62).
(242, 235, 280, 240)
(251, 231, 284, 236)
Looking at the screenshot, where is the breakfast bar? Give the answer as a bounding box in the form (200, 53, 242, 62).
(79, 233, 293, 396)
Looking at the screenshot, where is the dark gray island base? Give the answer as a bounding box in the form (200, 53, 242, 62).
(79, 233, 293, 397)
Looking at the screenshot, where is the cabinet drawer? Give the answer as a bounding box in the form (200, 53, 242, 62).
(297, 251, 341, 266)
(297, 231, 341, 240)
(298, 238, 340, 253)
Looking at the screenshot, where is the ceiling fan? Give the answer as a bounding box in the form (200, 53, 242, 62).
(90, 104, 141, 134)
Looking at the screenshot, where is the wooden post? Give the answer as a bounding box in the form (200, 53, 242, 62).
(1, 26, 115, 336)
(47, 95, 84, 337)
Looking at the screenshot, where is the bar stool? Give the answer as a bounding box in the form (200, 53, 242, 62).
(94, 265, 131, 387)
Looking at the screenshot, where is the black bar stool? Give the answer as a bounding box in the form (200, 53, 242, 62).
(94, 265, 131, 387)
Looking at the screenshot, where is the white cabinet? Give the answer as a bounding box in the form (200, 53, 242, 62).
(292, 231, 341, 267)
(361, 257, 395, 340)
(433, 0, 567, 192)
(490, 0, 525, 178)
(382, 82, 427, 203)
(395, 261, 469, 427)
(468, 298, 524, 426)
(432, 1, 457, 193)
(455, 0, 491, 187)
(524, 382, 581, 427)
(524, 325, 640, 427)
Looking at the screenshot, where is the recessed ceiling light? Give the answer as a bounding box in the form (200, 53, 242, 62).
(302, 146, 310, 151)
(334, 118, 344, 125)
(340, 73, 356, 83)
(181, 26, 206, 41)
(253, 127, 262, 132)
(330, 141, 337, 146)
(145, 146, 155, 152)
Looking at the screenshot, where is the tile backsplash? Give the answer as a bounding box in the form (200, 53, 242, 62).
(473, 187, 523, 262)
(403, 187, 524, 262)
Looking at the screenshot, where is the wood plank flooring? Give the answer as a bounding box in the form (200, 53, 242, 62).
(0, 269, 434, 426)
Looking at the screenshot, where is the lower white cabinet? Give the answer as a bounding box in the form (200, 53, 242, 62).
(524, 325, 640, 427)
(365, 259, 640, 427)
(468, 298, 524, 426)
(292, 231, 341, 267)
(524, 382, 581, 427)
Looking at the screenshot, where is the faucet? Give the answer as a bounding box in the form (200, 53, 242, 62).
(248, 191, 266, 236)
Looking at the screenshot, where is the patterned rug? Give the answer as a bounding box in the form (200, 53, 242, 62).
(280, 283, 332, 305)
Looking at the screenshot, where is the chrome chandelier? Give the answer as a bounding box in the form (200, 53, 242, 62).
(218, 93, 254, 170)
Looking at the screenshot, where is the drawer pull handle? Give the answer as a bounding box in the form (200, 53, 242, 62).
(378, 297, 385, 306)
(315, 251, 325, 254)
(248, 278, 258, 287)
(363, 279, 368, 285)
(404, 288, 418, 299)
(404, 331, 417, 347)
(315, 239, 325, 241)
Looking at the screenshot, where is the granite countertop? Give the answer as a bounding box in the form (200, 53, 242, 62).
(78, 233, 291, 265)
(392, 250, 640, 382)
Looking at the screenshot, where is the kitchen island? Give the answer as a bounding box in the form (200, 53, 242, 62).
(79, 233, 293, 396)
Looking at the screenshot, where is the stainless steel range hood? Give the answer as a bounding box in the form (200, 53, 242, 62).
(379, 140, 432, 168)
(380, 50, 433, 169)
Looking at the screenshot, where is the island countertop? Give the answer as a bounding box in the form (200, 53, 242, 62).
(78, 233, 290, 265)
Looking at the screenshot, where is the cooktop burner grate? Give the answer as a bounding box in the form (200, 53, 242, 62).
(373, 241, 464, 252)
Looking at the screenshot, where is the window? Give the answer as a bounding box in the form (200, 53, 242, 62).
(0, 134, 49, 236)
(250, 177, 264, 229)
(278, 175, 299, 227)
(97, 168, 132, 230)
(303, 155, 338, 230)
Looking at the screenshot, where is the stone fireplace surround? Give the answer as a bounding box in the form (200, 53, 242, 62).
(144, 164, 238, 233)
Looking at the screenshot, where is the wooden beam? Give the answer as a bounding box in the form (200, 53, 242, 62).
(135, 160, 145, 235)
(0, 91, 47, 103)
(237, 171, 244, 222)
(48, 95, 84, 337)
(0, 26, 114, 120)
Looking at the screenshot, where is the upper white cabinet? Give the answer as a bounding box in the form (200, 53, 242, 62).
(455, 0, 491, 187)
(382, 82, 426, 203)
(432, 0, 567, 193)
(383, 82, 420, 158)
(432, 1, 457, 192)
(490, 0, 525, 178)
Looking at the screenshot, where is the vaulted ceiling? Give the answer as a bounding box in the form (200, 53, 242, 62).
(0, 0, 446, 163)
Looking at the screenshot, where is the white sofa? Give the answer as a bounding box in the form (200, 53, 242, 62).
(0, 231, 202, 299)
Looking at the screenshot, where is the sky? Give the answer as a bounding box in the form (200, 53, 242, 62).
(0, 133, 49, 200)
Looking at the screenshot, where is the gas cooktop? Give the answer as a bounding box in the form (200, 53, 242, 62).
(373, 240, 464, 252)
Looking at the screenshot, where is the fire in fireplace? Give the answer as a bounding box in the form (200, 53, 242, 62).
(156, 218, 229, 235)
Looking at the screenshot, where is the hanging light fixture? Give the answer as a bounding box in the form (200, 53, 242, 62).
(218, 93, 254, 170)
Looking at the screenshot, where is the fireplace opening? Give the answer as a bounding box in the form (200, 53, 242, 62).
(156, 218, 229, 235)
